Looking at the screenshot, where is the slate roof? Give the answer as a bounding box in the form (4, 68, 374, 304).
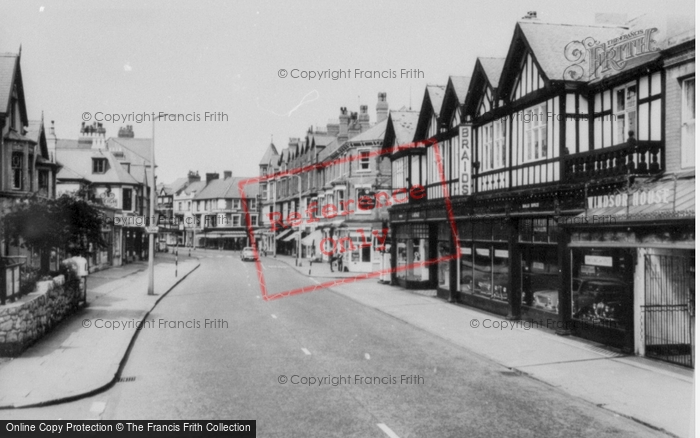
(259, 143, 279, 166)
(426, 85, 446, 117)
(181, 180, 206, 196)
(164, 177, 189, 195)
(387, 111, 419, 146)
(347, 118, 387, 144)
(449, 76, 471, 105)
(0, 53, 21, 117)
(194, 176, 258, 200)
(56, 148, 139, 185)
(516, 21, 623, 83)
(106, 137, 153, 165)
(478, 57, 506, 87)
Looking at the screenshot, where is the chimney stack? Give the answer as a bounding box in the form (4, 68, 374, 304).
(327, 120, 339, 137)
(187, 170, 201, 183)
(205, 172, 220, 184)
(521, 11, 537, 20)
(223, 170, 232, 179)
(338, 107, 350, 142)
(359, 105, 370, 131)
(118, 125, 135, 138)
(376, 93, 388, 123)
(79, 121, 106, 150)
(47, 120, 57, 162)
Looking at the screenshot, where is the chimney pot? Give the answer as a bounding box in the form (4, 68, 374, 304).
(223, 171, 232, 179)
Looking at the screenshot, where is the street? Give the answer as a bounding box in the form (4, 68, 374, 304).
(0, 253, 669, 437)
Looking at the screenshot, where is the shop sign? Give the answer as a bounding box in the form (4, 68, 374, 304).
(476, 248, 490, 256)
(410, 211, 423, 219)
(459, 124, 472, 196)
(494, 249, 509, 258)
(587, 188, 671, 209)
(584, 255, 613, 267)
(460, 246, 472, 255)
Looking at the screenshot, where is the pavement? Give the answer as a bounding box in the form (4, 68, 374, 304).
(0, 253, 200, 409)
(273, 254, 695, 438)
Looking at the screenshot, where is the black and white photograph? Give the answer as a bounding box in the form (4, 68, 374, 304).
(0, 1, 696, 437)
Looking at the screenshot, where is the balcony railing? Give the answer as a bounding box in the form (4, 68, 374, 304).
(564, 140, 663, 182)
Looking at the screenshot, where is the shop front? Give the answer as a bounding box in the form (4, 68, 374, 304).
(563, 173, 695, 364)
(392, 219, 436, 289)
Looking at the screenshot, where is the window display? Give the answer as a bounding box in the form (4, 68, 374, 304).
(521, 246, 559, 313)
(457, 220, 509, 302)
(571, 248, 632, 330)
(395, 224, 429, 282)
(437, 223, 452, 290)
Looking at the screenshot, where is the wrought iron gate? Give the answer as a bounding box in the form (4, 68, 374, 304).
(643, 253, 694, 368)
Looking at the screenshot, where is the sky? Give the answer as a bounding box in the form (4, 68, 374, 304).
(0, 0, 695, 184)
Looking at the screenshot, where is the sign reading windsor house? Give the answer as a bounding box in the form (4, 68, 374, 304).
(587, 187, 671, 209)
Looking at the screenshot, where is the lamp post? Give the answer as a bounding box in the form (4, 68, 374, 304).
(148, 113, 167, 295)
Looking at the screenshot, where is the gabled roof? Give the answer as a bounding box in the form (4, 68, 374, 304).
(26, 119, 50, 159)
(0, 53, 27, 123)
(161, 177, 189, 195)
(259, 143, 279, 166)
(479, 57, 506, 87)
(465, 57, 506, 118)
(193, 176, 258, 200)
(499, 21, 623, 95)
(312, 134, 335, 147)
(439, 76, 471, 126)
(56, 148, 139, 185)
(414, 85, 446, 142)
(317, 138, 339, 162)
(385, 111, 419, 148)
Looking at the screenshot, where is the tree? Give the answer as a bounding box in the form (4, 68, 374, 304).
(2, 194, 107, 274)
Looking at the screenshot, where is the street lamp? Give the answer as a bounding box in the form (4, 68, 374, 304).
(148, 113, 168, 295)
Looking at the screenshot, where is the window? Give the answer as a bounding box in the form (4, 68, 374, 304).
(178, 201, 183, 211)
(358, 150, 371, 171)
(232, 215, 241, 226)
(11, 152, 23, 190)
(614, 83, 637, 144)
(250, 198, 256, 210)
(524, 104, 547, 162)
(250, 214, 258, 226)
(337, 190, 345, 212)
(92, 158, 107, 174)
(28, 154, 33, 191)
(233, 199, 241, 210)
(122, 188, 133, 211)
(681, 78, 695, 168)
(39, 170, 49, 191)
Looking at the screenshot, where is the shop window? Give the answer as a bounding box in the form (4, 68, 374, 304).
(11, 152, 23, 190)
(521, 246, 559, 313)
(614, 82, 637, 144)
(681, 77, 695, 168)
(437, 223, 453, 291)
(458, 219, 509, 302)
(571, 248, 632, 330)
(395, 224, 429, 282)
(519, 218, 559, 243)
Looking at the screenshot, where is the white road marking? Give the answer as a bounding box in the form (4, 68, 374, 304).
(271, 314, 277, 319)
(377, 423, 400, 438)
(301, 348, 311, 355)
(90, 402, 106, 414)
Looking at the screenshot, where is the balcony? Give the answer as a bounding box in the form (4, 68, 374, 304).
(564, 140, 663, 182)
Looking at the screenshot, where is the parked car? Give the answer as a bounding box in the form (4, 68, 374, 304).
(240, 247, 257, 262)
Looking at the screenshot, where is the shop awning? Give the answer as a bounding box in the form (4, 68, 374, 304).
(301, 229, 323, 246)
(568, 174, 695, 226)
(283, 231, 300, 242)
(275, 228, 295, 240)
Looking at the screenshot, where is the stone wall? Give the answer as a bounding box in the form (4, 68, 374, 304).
(0, 275, 83, 356)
